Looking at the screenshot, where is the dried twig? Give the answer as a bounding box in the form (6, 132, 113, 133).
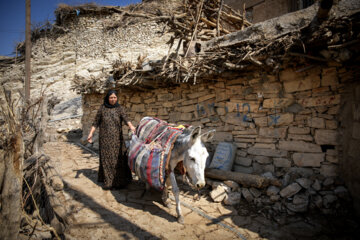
(216, 0, 224, 37)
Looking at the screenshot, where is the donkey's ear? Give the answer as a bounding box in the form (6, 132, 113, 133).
(190, 126, 201, 143)
(201, 129, 215, 142)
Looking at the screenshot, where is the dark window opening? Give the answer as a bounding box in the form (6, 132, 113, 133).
(321, 145, 335, 153)
(289, 0, 315, 12)
(195, 42, 202, 53)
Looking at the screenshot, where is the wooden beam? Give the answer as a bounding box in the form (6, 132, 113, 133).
(205, 168, 281, 188)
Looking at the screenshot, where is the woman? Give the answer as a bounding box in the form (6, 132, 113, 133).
(87, 90, 136, 189)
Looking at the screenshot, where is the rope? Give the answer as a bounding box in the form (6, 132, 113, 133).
(169, 196, 247, 240)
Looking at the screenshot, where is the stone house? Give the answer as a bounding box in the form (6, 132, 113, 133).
(74, 0, 360, 214)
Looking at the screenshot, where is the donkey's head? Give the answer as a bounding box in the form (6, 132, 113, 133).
(180, 127, 215, 189)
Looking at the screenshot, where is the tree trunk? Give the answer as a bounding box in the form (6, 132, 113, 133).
(0, 132, 24, 240)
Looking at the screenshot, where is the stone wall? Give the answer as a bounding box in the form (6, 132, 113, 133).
(82, 64, 359, 214)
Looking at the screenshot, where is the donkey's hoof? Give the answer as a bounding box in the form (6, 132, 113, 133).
(177, 216, 184, 224)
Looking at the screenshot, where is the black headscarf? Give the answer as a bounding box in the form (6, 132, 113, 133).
(103, 90, 120, 108)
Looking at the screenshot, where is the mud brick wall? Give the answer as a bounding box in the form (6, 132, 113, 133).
(82, 65, 359, 213)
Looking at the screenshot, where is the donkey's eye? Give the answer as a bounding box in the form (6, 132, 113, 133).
(190, 157, 195, 161)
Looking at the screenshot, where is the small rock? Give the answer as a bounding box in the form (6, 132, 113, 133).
(56, 127, 68, 133)
(280, 183, 302, 198)
(319, 190, 333, 196)
(293, 194, 309, 205)
(210, 185, 227, 202)
(51, 177, 64, 191)
(307, 187, 317, 195)
(272, 202, 282, 212)
(323, 194, 337, 208)
(313, 195, 323, 208)
(261, 196, 272, 205)
(296, 178, 312, 189)
(262, 172, 275, 179)
(334, 186, 348, 198)
(211, 181, 231, 192)
(224, 192, 241, 205)
(266, 186, 280, 196)
(249, 188, 262, 198)
(286, 202, 308, 212)
(270, 195, 280, 202)
(312, 179, 321, 191)
(282, 174, 290, 186)
(254, 198, 262, 207)
(322, 177, 334, 187)
(93, 142, 99, 150)
(60, 135, 68, 141)
(223, 180, 240, 192)
(34, 230, 52, 239)
(242, 188, 254, 203)
(232, 215, 252, 226)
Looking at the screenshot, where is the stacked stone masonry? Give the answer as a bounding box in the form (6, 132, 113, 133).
(82, 65, 357, 214)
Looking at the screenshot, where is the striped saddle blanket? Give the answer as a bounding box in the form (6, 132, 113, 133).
(128, 117, 184, 190)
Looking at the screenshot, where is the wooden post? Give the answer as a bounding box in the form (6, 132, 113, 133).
(317, 0, 333, 22)
(25, 0, 31, 101)
(0, 88, 24, 240)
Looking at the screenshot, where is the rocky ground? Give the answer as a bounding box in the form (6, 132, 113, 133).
(42, 127, 360, 240)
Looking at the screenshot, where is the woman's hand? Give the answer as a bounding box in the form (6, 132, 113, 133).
(87, 126, 96, 143)
(130, 126, 136, 134)
(127, 121, 136, 134)
(87, 133, 93, 143)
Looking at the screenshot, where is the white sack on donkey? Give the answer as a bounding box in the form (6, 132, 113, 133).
(128, 117, 215, 223)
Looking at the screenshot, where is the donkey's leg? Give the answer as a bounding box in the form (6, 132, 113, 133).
(141, 182, 150, 198)
(169, 172, 184, 224)
(162, 177, 172, 208)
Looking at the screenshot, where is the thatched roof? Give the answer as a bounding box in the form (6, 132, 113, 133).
(71, 0, 360, 94)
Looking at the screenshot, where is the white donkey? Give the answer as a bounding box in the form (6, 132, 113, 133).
(133, 121, 215, 223)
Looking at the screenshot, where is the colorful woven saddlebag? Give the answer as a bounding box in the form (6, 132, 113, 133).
(128, 117, 183, 190)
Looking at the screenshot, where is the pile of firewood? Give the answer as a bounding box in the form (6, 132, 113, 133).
(165, 0, 250, 41)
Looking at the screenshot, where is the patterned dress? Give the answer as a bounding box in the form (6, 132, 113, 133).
(92, 104, 132, 188)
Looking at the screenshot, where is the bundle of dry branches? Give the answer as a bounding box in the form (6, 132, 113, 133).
(0, 87, 68, 239)
(165, 0, 250, 41)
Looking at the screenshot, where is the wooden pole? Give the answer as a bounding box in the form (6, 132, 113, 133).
(317, 0, 333, 22)
(25, 0, 31, 101)
(205, 168, 282, 188)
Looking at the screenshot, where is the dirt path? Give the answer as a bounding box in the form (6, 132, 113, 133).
(44, 139, 359, 240)
(44, 141, 258, 240)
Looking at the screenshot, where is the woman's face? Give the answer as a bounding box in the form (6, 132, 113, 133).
(108, 93, 118, 105)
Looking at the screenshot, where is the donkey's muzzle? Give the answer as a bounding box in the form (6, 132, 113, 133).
(196, 181, 205, 189)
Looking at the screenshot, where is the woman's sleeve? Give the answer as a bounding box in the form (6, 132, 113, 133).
(119, 105, 129, 123)
(92, 105, 103, 128)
